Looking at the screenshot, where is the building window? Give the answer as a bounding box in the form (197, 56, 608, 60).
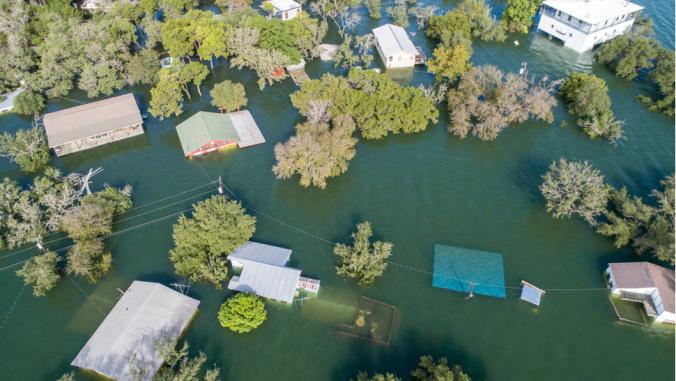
(551, 24, 554, 28)
(389, 56, 393, 62)
(569, 33, 573, 37)
(557, 10, 561, 16)
(567, 15, 572, 21)
(578, 20, 582, 24)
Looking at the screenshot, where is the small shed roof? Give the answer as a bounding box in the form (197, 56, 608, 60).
(432, 244, 506, 299)
(542, 0, 643, 24)
(372, 23, 417, 58)
(228, 261, 301, 303)
(609, 262, 674, 313)
(230, 241, 292, 267)
(175, 110, 265, 156)
(44, 93, 143, 148)
(268, 0, 301, 11)
(520, 281, 545, 306)
(71, 281, 200, 381)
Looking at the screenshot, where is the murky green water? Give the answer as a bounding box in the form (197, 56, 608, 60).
(0, 1, 674, 380)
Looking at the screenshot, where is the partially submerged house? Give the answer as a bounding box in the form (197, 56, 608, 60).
(228, 241, 320, 303)
(264, 0, 302, 20)
(372, 23, 425, 69)
(537, 0, 643, 52)
(71, 281, 200, 381)
(606, 262, 675, 324)
(175, 110, 265, 158)
(44, 93, 144, 157)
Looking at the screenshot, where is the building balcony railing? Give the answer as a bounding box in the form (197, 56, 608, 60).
(541, 8, 635, 34)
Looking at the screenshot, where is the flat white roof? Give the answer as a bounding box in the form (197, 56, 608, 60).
(229, 110, 266, 148)
(71, 281, 200, 381)
(230, 241, 292, 267)
(543, 0, 643, 24)
(268, 0, 301, 12)
(228, 262, 301, 304)
(372, 23, 417, 58)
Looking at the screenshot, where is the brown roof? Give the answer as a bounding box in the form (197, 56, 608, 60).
(609, 262, 675, 313)
(44, 93, 143, 147)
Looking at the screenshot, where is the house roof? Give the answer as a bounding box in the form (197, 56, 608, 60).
(230, 241, 292, 267)
(542, 0, 643, 24)
(44, 93, 143, 148)
(71, 281, 200, 381)
(175, 110, 265, 156)
(609, 262, 675, 313)
(372, 23, 417, 58)
(228, 261, 301, 304)
(432, 244, 506, 299)
(268, 0, 301, 12)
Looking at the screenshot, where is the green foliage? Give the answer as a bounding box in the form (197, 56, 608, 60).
(365, 0, 382, 19)
(539, 158, 609, 226)
(290, 69, 438, 140)
(427, 45, 471, 81)
(353, 372, 402, 381)
(501, 0, 540, 33)
(427, 0, 504, 48)
(334, 221, 393, 285)
(12, 91, 45, 116)
(16, 251, 61, 297)
(273, 115, 357, 189)
(149, 68, 185, 119)
(0, 127, 50, 173)
(170, 195, 256, 287)
(217, 293, 267, 333)
(66, 239, 112, 283)
(333, 34, 375, 69)
(60, 203, 113, 241)
(159, 0, 199, 19)
(447, 65, 558, 140)
(412, 356, 471, 381)
(637, 49, 675, 117)
(125, 48, 161, 86)
(387, 0, 409, 28)
(560, 72, 624, 143)
(216, 0, 253, 12)
(250, 17, 302, 63)
(142, 340, 221, 381)
(56, 372, 76, 381)
(210, 80, 247, 112)
(597, 175, 675, 264)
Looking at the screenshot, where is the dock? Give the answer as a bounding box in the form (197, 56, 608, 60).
(288, 69, 310, 86)
(415, 47, 427, 65)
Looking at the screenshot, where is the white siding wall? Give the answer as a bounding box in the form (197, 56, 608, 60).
(655, 311, 676, 324)
(277, 6, 300, 20)
(375, 43, 415, 69)
(537, 13, 636, 52)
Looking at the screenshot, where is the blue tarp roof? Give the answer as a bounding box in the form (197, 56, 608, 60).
(432, 244, 506, 299)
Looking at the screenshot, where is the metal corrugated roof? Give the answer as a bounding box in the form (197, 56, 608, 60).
(543, 0, 643, 24)
(229, 110, 266, 147)
(44, 93, 143, 147)
(71, 281, 200, 381)
(372, 23, 417, 58)
(230, 241, 291, 267)
(228, 262, 301, 304)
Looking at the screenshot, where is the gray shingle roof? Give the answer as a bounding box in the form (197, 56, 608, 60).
(609, 262, 675, 313)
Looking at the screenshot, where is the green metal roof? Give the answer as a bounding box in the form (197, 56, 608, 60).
(175, 112, 240, 156)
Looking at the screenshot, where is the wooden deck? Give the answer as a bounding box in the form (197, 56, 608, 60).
(288, 69, 310, 86)
(415, 47, 427, 65)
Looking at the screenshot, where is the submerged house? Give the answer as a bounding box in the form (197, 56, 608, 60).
(536, 0, 643, 53)
(228, 241, 320, 304)
(175, 110, 265, 158)
(44, 93, 144, 157)
(264, 0, 302, 20)
(71, 281, 200, 381)
(606, 262, 675, 324)
(372, 23, 425, 69)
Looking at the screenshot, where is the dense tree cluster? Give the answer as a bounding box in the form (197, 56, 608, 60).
(0, 126, 50, 173)
(333, 34, 375, 70)
(217, 293, 267, 333)
(169, 195, 256, 287)
(6, 168, 133, 295)
(596, 17, 675, 116)
(500, 0, 540, 33)
(446, 65, 558, 140)
(273, 114, 357, 189)
(130, 339, 221, 381)
(334, 221, 393, 285)
(291, 69, 438, 140)
(352, 355, 471, 381)
(560, 73, 624, 143)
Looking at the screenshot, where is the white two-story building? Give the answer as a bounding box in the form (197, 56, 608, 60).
(264, 0, 302, 20)
(536, 0, 644, 53)
(606, 262, 675, 324)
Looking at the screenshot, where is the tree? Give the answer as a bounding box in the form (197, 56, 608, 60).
(387, 0, 409, 28)
(560, 72, 624, 143)
(501, 0, 540, 33)
(273, 115, 357, 189)
(60, 203, 113, 241)
(170, 195, 256, 287)
(333, 34, 374, 69)
(353, 372, 401, 381)
(426, 0, 504, 47)
(149, 68, 185, 119)
(217, 0, 253, 12)
(0, 126, 50, 173)
(133, 340, 220, 381)
(56, 372, 76, 381)
(365, 0, 382, 19)
(12, 91, 45, 116)
(217, 293, 267, 333)
(427, 45, 471, 81)
(210, 80, 247, 113)
(539, 159, 609, 226)
(637, 48, 675, 117)
(446, 66, 558, 140)
(66, 239, 113, 283)
(15, 251, 61, 297)
(334, 221, 393, 285)
(412, 356, 471, 381)
(597, 175, 675, 264)
(125, 48, 161, 86)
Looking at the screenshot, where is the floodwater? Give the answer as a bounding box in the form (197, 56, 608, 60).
(0, 1, 673, 380)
